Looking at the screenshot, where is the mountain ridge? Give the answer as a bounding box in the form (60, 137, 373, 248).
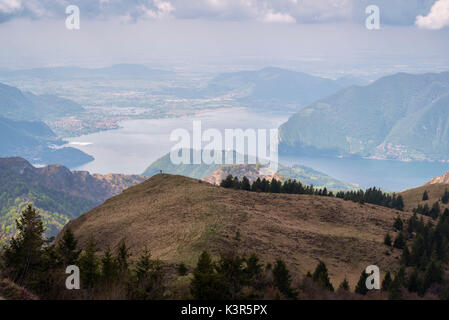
(279, 71, 449, 161)
(0, 157, 147, 240)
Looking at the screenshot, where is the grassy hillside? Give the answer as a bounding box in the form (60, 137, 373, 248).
(279, 72, 449, 161)
(401, 183, 449, 212)
(62, 174, 411, 288)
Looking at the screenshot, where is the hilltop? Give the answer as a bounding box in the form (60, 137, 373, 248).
(61, 174, 410, 288)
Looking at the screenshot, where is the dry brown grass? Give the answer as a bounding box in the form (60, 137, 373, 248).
(401, 183, 449, 212)
(61, 174, 413, 290)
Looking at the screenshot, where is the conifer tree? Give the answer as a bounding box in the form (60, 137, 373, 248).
(338, 277, 350, 291)
(442, 189, 449, 204)
(381, 271, 392, 291)
(422, 190, 429, 201)
(3, 204, 47, 287)
(407, 268, 420, 293)
(57, 228, 80, 266)
(354, 270, 369, 295)
(78, 235, 99, 289)
(101, 247, 118, 284)
(190, 251, 227, 300)
(312, 260, 334, 292)
(241, 176, 251, 191)
(393, 232, 406, 249)
(116, 239, 131, 277)
(133, 248, 165, 299)
(393, 216, 403, 231)
(430, 202, 441, 219)
(384, 233, 392, 247)
(272, 259, 298, 299)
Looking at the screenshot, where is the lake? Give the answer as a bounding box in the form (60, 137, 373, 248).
(67, 108, 449, 191)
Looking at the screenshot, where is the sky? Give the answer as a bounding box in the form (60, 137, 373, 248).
(0, 0, 448, 76)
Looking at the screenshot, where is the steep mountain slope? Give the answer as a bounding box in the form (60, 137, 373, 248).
(143, 149, 355, 190)
(0, 82, 84, 120)
(61, 174, 410, 288)
(0, 157, 146, 239)
(0, 117, 93, 168)
(279, 72, 449, 161)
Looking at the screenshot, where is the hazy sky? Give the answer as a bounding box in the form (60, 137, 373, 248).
(0, 0, 448, 76)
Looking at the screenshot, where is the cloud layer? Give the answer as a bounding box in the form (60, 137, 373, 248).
(416, 0, 449, 29)
(0, 0, 443, 27)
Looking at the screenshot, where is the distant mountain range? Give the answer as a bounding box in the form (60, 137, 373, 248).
(0, 117, 93, 168)
(143, 149, 355, 190)
(279, 71, 449, 161)
(0, 82, 84, 120)
(0, 157, 146, 240)
(0, 82, 94, 167)
(0, 64, 173, 80)
(161, 67, 366, 112)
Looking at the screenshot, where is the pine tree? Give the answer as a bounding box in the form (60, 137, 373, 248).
(133, 248, 165, 300)
(393, 232, 406, 249)
(355, 270, 369, 295)
(407, 268, 421, 293)
(220, 175, 234, 188)
(2, 204, 47, 287)
(241, 176, 251, 191)
(442, 189, 449, 204)
(338, 277, 350, 291)
(394, 195, 405, 211)
(401, 246, 411, 266)
(190, 251, 227, 300)
(381, 271, 392, 291)
(393, 216, 403, 231)
(384, 233, 392, 246)
(272, 259, 298, 299)
(388, 276, 403, 300)
(78, 235, 99, 289)
(116, 239, 131, 277)
(422, 190, 429, 201)
(101, 247, 118, 284)
(57, 228, 80, 266)
(430, 202, 441, 219)
(312, 260, 334, 292)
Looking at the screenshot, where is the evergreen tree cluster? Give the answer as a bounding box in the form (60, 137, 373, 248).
(0, 204, 166, 299)
(220, 175, 405, 211)
(336, 187, 404, 211)
(381, 210, 449, 298)
(220, 175, 331, 196)
(414, 202, 441, 219)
